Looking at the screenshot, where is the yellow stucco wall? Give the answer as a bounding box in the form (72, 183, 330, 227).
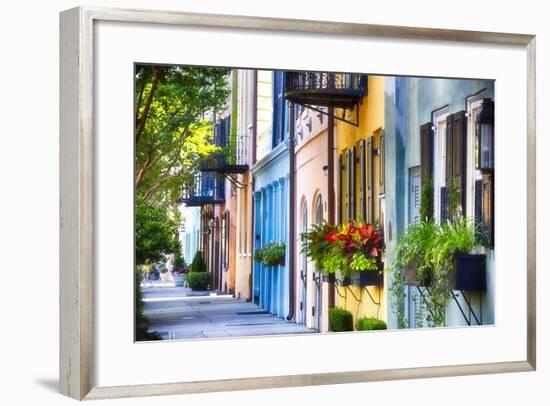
(334, 75, 388, 328)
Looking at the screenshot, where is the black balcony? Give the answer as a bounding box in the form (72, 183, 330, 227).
(285, 72, 367, 109)
(199, 116, 249, 174)
(179, 172, 225, 206)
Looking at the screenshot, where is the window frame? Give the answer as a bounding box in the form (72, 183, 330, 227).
(431, 106, 449, 224)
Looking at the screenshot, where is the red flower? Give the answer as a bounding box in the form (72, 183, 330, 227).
(325, 231, 338, 243)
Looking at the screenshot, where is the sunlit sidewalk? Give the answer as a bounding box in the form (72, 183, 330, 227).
(141, 284, 316, 340)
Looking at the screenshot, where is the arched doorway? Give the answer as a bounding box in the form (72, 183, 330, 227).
(312, 194, 323, 331)
(300, 201, 308, 325)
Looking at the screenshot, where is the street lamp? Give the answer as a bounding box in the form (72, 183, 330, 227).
(476, 98, 494, 171)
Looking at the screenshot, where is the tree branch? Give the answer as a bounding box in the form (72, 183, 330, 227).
(135, 65, 160, 144)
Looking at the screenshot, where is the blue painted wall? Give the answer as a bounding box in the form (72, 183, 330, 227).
(384, 76, 495, 328)
(251, 71, 290, 318)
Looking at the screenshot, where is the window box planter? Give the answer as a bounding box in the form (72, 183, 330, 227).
(350, 269, 383, 287)
(322, 272, 336, 283)
(403, 261, 433, 287)
(336, 270, 351, 286)
(448, 254, 486, 291)
(350, 258, 384, 287)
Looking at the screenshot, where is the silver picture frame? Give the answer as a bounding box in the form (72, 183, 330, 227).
(59, 6, 536, 400)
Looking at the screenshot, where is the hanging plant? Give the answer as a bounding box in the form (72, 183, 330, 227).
(302, 220, 384, 280)
(254, 242, 286, 266)
(390, 216, 484, 327)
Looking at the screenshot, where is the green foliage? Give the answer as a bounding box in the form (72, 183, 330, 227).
(135, 65, 230, 205)
(254, 242, 286, 266)
(301, 222, 339, 271)
(328, 308, 354, 332)
(392, 220, 438, 284)
(302, 221, 383, 278)
(390, 217, 482, 327)
(389, 268, 408, 328)
(135, 268, 162, 341)
(349, 252, 378, 272)
(135, 199, 177, 265)
(355, 317, 387, 331)
(173, 240, 186, 271)
(419, 176, 433, 222)
(160, 267, 168, 274)
(186, 272, 211, 291)
(190, 250, 207, 273)
(448, 176, 461, 221)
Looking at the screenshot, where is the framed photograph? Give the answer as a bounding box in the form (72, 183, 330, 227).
(60, 7, 536, 400)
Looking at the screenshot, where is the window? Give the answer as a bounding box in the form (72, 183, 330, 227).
(427, 108, 467, 222)
(272, 71, 286, 147)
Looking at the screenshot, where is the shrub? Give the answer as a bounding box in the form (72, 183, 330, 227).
(173, 240, 187, 272)
(356, 317, 387, 331)
(190, 250, 207, 273)
(328, 308, 354, 332)
(186, 272, 211, 291)
(160, 267, 168, 274)
(135, 268, 162, 341)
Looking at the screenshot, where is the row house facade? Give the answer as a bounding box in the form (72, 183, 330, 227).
(179, 68, 496, 331)
(384, 76, 495, 328)
(251, 70, 292, 318)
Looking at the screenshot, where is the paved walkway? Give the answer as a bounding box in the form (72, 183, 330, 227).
(141, 282, 316, 340)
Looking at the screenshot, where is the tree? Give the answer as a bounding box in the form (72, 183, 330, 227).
(135, 65, 230, 205)
(135, 199, 177, 265)
(190, 250, 207, 273)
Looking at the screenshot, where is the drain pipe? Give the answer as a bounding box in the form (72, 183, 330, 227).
(327, 107, 336, 309)
(287, 101, 296, 321)
(248, 70, 258, 302)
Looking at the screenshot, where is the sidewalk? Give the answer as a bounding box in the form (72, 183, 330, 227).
(141, 283, 316, 340)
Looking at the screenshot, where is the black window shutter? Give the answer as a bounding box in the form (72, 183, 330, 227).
(420, 122, 434, 218)
(445, 111, 467, 217)
(366, 137, 374, 223)
(482, 173, 494, 247)
(345, 149, 350, 222)
(379, 131, 385, 195)
(337, 154, 343, 224)
(349, 147, 357, 220)
(446, 114, 454, 188)
(359, 140, 366, 221)
(452, 111, 467, 214)
(475, 179, 483, 226)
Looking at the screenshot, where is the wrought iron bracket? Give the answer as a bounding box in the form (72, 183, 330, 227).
(345, 286, 362, 303)
(450, 290, 482, 326)
(415, 286, 437, 322)
(224, 173, 246, 189)
(335, 285, 347, 300)
(363, 285, 381, 306)
(296, 103, 360, 127)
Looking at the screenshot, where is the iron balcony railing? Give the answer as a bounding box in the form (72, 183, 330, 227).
(199, 115, 249, 174)
(285, 71, 368, 109)
(179, 171, 225, 206)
